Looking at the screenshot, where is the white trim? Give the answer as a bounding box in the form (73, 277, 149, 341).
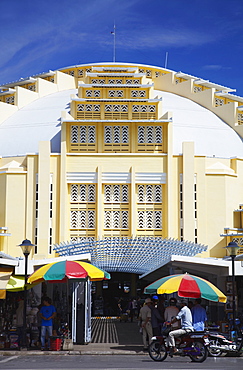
(135, 173, 166, 184)
(102, 172, 131, 184)
(67, 172, 97, 184)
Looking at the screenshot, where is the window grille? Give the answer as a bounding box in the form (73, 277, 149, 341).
(108, 90, 124, 97)
(91, 79, 105, 84)
(125, 79, 140, 84)
(86, 68, 92, 73)
(108, 79, 123, 84)
(69, 70, 75, 76)
(146, 70, 151, 77)
(5, 96, 14, 104)
(215, 97, 224, 106)
(194, 86, 202, 93)
(138, 126, 162, 143)
(104, 210, 128, 229)
(238, 113, 243, 125)
(77, 104, 100, 112)
(78, 69, 84, 76)
(138, 69, 145, 73)
(85, 90, 101, 97)
(137, 210, 162, 229)
(104, 126, 129, 144)
(28, 85, 36, 91)
(71, 184, 96, 202)
(131, 90, 146, 98)
(137, 185, 162, 203)
(104, 184, 129, 202)
(71, 125, 96, 144)
(155, 71, 161, 78)
(70, 210, 95, 229)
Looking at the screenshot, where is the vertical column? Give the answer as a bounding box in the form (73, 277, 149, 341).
(25, 155, 36, 243)
(37, 141, 51, 257)
(130, 166, 136, 237)
(97, 166, 103, 238)
(182, 142, 195, 242)
(165, 118, 173, 237)
(59, 122, 68, 242)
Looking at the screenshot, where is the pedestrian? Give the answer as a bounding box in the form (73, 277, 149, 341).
(39, 297, 56, 350)
(191, 298, 207, 331)
(150, 298, 163, 336)
(164, 298, 180, 329)
(139, 297, 153, 350)
(16, 298, 24, 347)
(166, 300, 194, 354)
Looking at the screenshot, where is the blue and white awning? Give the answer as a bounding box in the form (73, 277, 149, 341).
(53, 237, 207, 276)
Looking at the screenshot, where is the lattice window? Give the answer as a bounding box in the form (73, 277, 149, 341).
(50, 78, 54, 83)
(194, 86, 202, 93)
(78, 69, 84, 77)
(104, 210, 128, 229)
(71, 184, 96, 202)
(138, 126, 162, 143)
(146, 70, 151, 77)
(137, 211, 162, 229)
(70, 210, 95, 229)
(69, 70, 75, 76)
(104, 104, 128, 112)
(125, 79, 140, 84)
(86, 68, 92, 73)
(28, 85, 36, 91)
(155, 71, 161, 78)
(5, 96, 14, 104)
(86, 90, 92, 97)
(108, 79, 123, 84)
(238, 113, 243, 125)
(77, 104, 100, 112)
(215, 97, 224, 106)
(104, 184, 129, 202)
(139, 69, 145, 73)
(104, 126, 129, 144)
(108, 90, 124, 97)
(71, 125, 79, 143)
(130, 90, 146, 99)
(91, 79, 105, 84)
(132, 105, 156, 112)
(137, 185, 162, 203)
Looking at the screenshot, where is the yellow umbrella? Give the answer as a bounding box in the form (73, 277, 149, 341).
(6, 275, 39, 292)
(28, 260, 110, 284)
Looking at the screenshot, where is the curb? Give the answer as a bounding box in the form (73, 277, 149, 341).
(0, 350, 148, 356)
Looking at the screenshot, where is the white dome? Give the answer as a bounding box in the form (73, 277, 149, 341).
(0, 88, 243, 158)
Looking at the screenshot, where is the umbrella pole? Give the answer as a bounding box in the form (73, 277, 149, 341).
(67, 279, 70, 339)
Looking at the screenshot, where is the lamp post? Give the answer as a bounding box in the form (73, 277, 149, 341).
(18, 239, 34, 349)
(225, 241, 240, 332)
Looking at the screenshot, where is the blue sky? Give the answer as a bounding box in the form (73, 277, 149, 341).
(0, 0, 243, 95)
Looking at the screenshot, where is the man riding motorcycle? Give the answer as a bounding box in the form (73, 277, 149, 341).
(167, 300, 194, 354)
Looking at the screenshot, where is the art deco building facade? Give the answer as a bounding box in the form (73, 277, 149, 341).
(0, 62, 243, 265)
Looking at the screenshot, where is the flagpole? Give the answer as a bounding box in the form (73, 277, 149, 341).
(113, 23, 116, 63)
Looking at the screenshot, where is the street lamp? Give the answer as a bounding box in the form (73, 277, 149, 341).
(18, 239, 35, 349)
(225, 241, 240, 333)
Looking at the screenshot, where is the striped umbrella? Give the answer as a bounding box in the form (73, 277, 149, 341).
(27, 260, 110, 284)
(144, 273, 227, 303)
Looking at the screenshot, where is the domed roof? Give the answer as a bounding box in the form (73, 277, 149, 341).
(0, 86, 242, 158)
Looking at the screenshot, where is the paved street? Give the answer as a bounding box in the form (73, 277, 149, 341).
(0, 355, 242, 370)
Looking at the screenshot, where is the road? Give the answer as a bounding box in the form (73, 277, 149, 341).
(0, 355, 242, 370)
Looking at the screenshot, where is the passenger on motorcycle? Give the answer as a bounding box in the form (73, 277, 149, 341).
(166, 300, 194, 354)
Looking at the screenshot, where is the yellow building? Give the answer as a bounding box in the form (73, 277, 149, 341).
(0, 62, 243, 267)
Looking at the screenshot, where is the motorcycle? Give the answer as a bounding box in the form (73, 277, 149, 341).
(207, 323, 243, 357)
(148, 329, 209, 363)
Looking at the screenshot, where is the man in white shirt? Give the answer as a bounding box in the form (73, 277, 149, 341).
(167, 300, 194, 354)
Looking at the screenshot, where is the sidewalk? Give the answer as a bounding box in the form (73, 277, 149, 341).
(0, 320, 146, 356)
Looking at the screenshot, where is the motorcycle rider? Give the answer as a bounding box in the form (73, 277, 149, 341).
(167, 300, 194, 354)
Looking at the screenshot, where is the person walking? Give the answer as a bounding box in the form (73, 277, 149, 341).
(39, 297, 56, 350)
(191, 298, 207, 331)
(167, 300, 194, 354)
(150, 298, 163, 336)
(139, 298, 153, 350)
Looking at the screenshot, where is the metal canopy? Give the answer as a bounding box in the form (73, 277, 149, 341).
(53, 237, 207, 276)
